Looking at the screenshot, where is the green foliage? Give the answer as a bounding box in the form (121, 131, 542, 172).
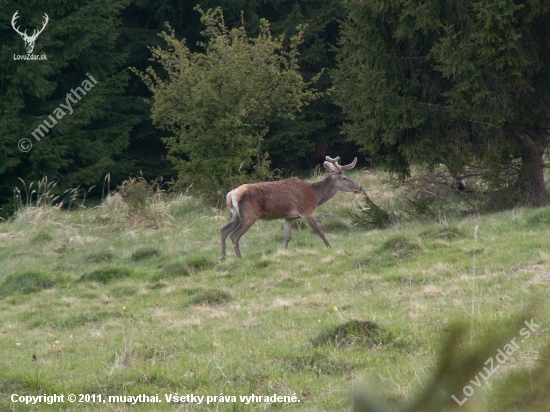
(134, 7, 320, 202)
(350, 192, 394, 229)
(116, 176, 169, 226)
(118, 177, 155, 215)
(0, 1, 138, 211)
(334, 0, 550, 208)
(79, 266, 134, 284)
(0, 271, 64, 298)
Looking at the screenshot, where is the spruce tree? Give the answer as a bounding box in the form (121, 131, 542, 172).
(0, 0, 137, 210)
(334, 0, 550, 207)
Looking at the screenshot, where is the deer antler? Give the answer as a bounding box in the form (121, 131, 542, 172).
(11, 11, 28, 38)
(325, 156, 342, 173)
(339, 157, 357, 171)
(323, 156, 358, 173)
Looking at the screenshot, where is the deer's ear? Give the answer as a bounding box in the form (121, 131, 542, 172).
(323, 161, 338, 174)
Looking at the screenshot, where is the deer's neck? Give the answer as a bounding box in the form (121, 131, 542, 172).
(310, 176, 338, 206)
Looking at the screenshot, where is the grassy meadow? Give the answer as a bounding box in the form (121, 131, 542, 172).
(0, 170, 549, 411)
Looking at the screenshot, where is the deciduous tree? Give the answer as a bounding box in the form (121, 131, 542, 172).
(135, 7, 320, 201)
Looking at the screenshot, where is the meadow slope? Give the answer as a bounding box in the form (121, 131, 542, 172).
(0, 170, 549, 411)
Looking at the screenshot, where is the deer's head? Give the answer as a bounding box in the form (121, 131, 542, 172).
(323, 156, 362, 193)
(12, 11, 49, 54)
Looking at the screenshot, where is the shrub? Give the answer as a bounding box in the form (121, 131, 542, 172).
(133, 7, 320, 203)
(118, 177, 155, 216)
(350, 193, 395, 229)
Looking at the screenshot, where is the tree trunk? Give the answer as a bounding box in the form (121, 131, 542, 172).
(518, 147, 549, 206)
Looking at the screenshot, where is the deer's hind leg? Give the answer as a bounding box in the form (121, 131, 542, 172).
(229, 212, 259, 258)
(301, 214, 331, 248)
(221, 212, 240, 259)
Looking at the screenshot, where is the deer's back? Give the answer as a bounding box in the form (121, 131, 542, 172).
(229, 178, 317, 220)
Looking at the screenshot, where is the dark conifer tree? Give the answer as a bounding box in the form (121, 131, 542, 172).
(334, 0, 550, 207)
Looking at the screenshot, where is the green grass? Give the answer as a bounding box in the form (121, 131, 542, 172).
(79, 266, 134, 284)
(0, 169, 549, 411)
(0, 271, 64, 298)
(131, 247, 161, 261)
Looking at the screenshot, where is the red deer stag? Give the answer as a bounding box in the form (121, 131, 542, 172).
(221, 156, 361, 259)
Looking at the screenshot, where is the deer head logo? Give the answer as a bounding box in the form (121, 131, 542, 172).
(11, 11, 49, 54)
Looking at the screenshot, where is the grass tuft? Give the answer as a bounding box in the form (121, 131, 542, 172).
(184, 254, 216, 271)
(419, 226, 465, 240)
(182, 289, 232, 307)
(131, 247, 161, 261)
(312, 319, 392, 348)
(0, 271, 63, 298)
(79, 266, 134, 284)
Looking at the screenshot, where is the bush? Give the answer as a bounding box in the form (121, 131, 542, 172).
(133, 7, 320, 203)
(118, 177, 155, 216)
